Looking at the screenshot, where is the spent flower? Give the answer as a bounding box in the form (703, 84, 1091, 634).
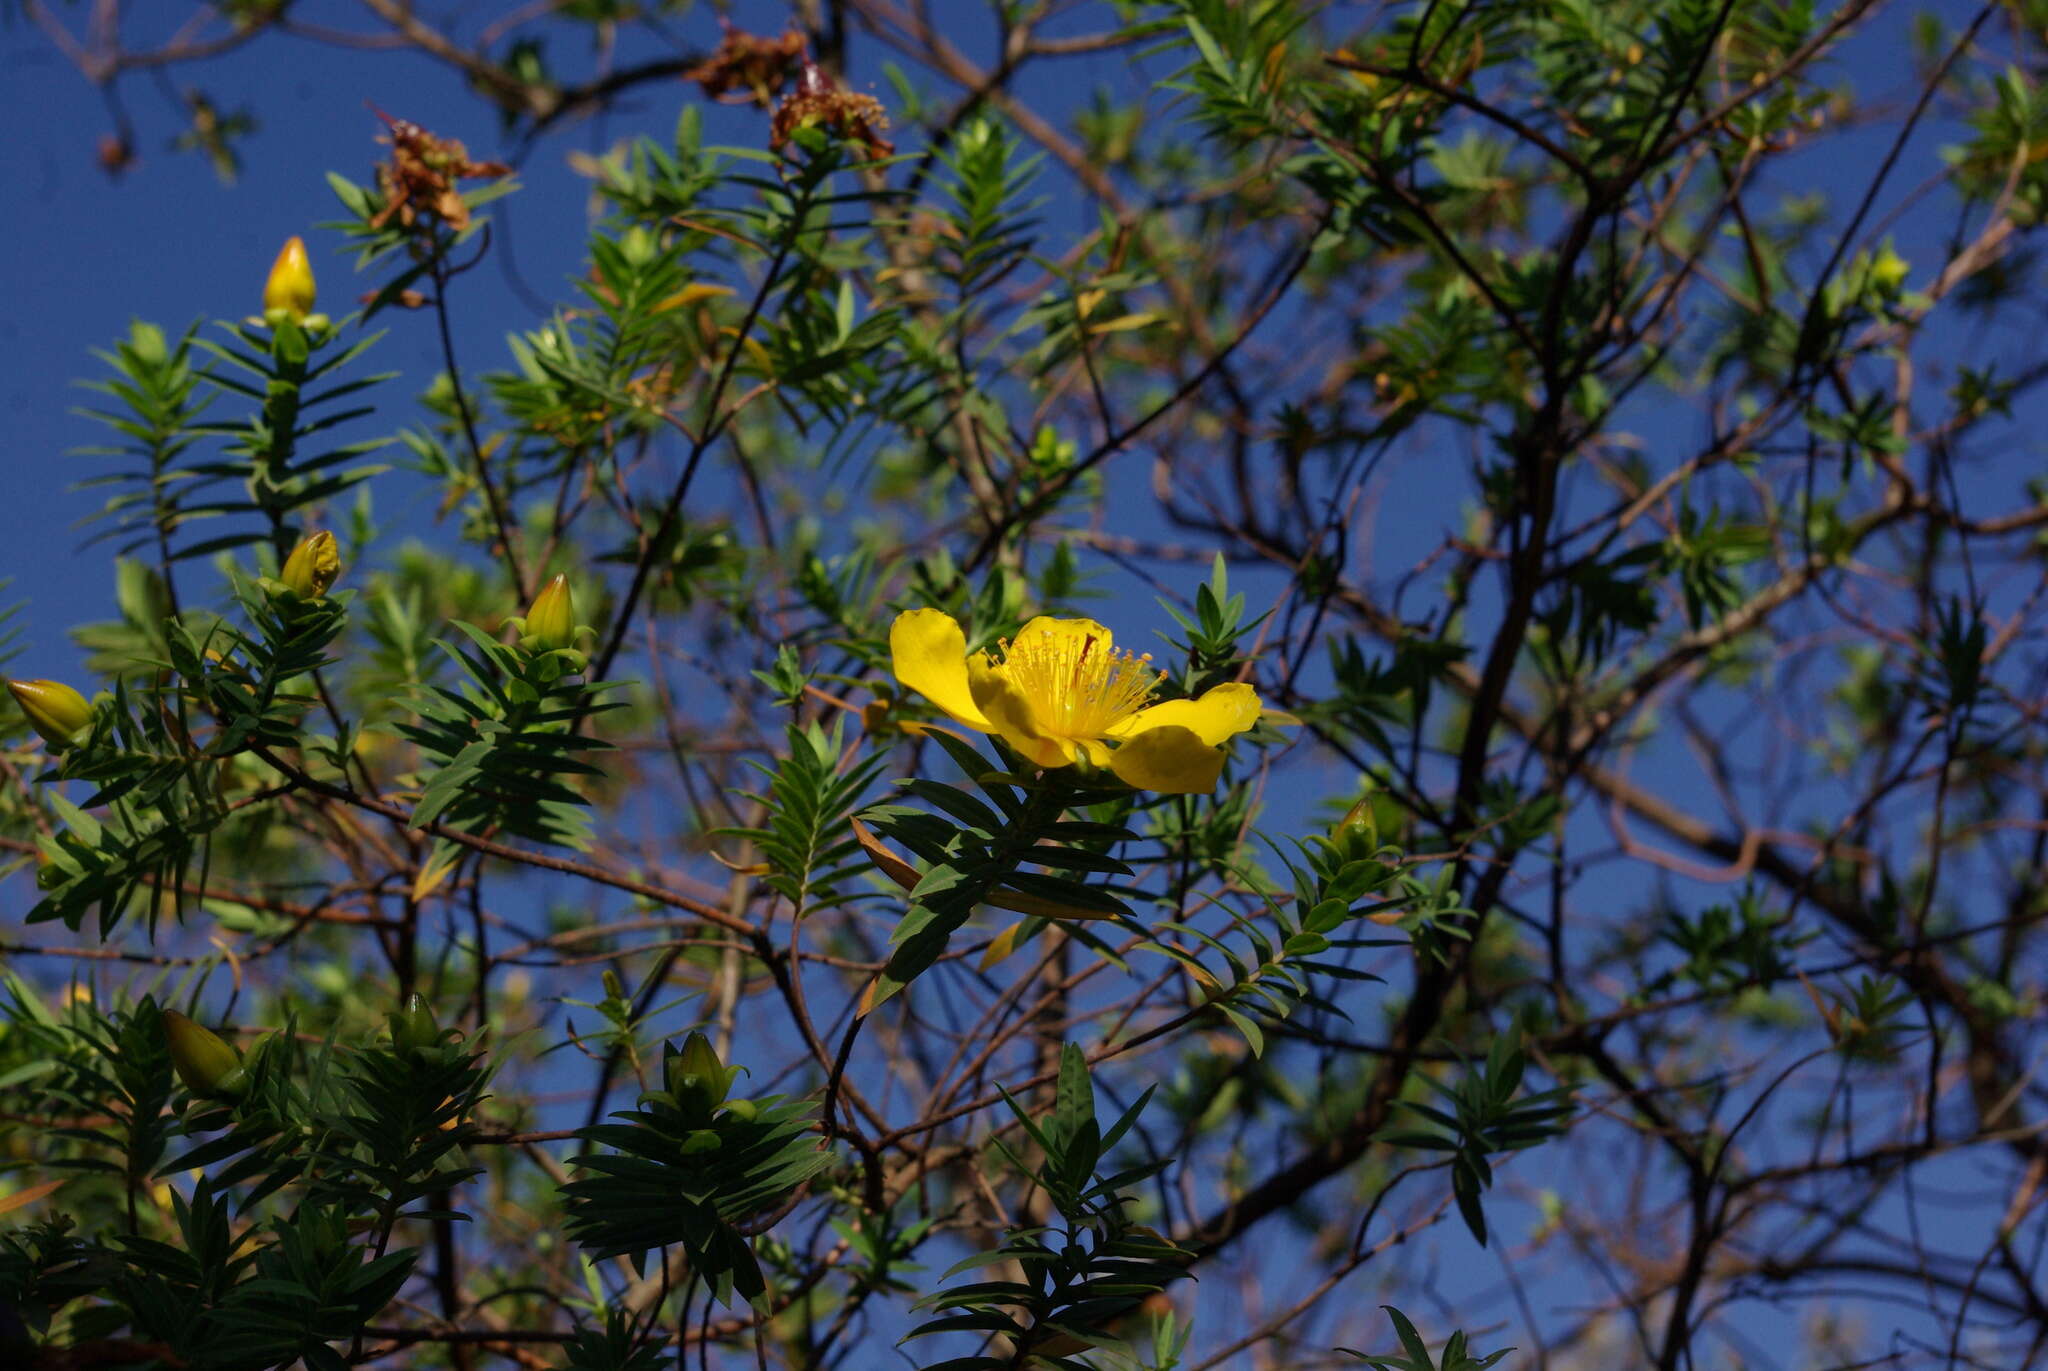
(685, 22, 807, 105)
(370, 113, 512, 234)
(771, 60, 893, 158)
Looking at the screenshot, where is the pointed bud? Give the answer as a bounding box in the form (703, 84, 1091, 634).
(279, 530, 341, 598)
(263, 236, 317, 320)
(7, 679, 94, 751)
(162, 1010, 247, 1099)
(664, 1031, 734, 1118)
(522, 574, 576, 652)
(388, 992, 439, 1054)
(601, 969, 625, 1001)
(1332, 794, 1378, 855)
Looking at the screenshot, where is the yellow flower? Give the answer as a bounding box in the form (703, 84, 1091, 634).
(6, 678, 93, 751)
(278, 530, 341, 598)
(889, 609, 1260, 794)
(263, 235, 317, 320)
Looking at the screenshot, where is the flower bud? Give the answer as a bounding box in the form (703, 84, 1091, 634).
(522, 574, 576, 652)
(7, 679, 93, 751)
(279, 530, 341, 598)
(1332, 793, 1378, 855)
(388, 992, 439, 1054)
(162, 1009, 248, 1099)
(264, 236, 317, 320)
(664, 1031, 735, 1118)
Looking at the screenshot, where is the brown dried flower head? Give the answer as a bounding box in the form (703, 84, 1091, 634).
(369, 114, 513, 234)
(770, 61, 894, 159)
(684, 22, 807, 106)
(97, 133, 135, 178)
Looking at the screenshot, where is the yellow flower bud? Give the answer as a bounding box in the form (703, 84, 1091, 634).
(264, 235, 317, 320)
(279, 530, 341, 598)
(162, 1009, 247, 1099)
(522, 574, 576, 652)
(7, 678, 93, 751)
(1869, 244, 1910, 297)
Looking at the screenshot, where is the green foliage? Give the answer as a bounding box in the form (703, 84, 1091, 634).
(1340, 1306, 1512, 1370)
(858, 727, 1139, 1009)
(1649, 888, 1807, 998)
(1159, 555, 1263, 689)
(192, 318, 391, 559)
(905, 1045, 1192, 1369)
(725, 718, 888, 917)
(1377, 1034, 1572, 1245)
(2, 980, 176, 1215)
(27, 568, 355, 936)
(121, 1192, 417, 1371)
(564, 1307, 673, 1371)
(1137, 818, 1404, 1057)
(71, 321, 216, 558)
(398, 617, 620, 847)
(564, 1034, 835, 1309)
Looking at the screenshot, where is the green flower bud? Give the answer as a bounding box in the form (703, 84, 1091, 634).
(1332, 792, 1377, 856)
(664, 1031, 735, 1118)
(264, 235, 317, 320)
(7, 678, 94, 751)
(279, 530, 341, 598)
(162, 1009, 248, 1099)
(388, 992, 439, 1054)
(522, 573, 576, 652)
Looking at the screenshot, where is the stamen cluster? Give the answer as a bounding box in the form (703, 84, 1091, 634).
(989, 630, 1160, 739)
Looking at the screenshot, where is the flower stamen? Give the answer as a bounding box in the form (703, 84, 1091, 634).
(992, 629, 1160, 740)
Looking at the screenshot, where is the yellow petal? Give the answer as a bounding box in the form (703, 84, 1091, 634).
(969, 656, 1074, 767)
(979, 922, 1029, 971)
(890, 609, 992, 731)
(1110, 682, 1261, 745)
(1108, 723, 1226, 793)
(1012, 614, 1114, 659)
